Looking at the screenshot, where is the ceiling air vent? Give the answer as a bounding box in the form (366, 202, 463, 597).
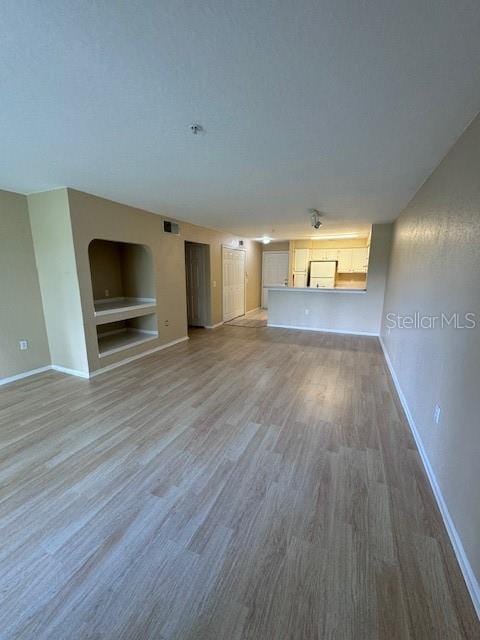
(163, 220, 180, 235)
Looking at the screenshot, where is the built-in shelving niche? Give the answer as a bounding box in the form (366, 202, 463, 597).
(88, 239, 158, 356)
(96, 315, 158, 357)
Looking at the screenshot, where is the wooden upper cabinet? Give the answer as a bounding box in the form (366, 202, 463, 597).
(293, 248, 310, 272)
(337, 249, 353, 272)
(311, 248, 339, 261)
(294, 246, 369, 275)
(337, 247, 369, 273)
(324, 249, 338, 261)
(351, 248, 369, 272)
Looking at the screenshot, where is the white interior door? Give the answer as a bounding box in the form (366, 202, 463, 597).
(222, 247, 245, 321)
(262, 251, 289, 308)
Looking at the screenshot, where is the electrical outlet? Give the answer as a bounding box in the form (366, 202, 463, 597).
(105, 289, 110, 297)
(433, 405, 441, 425)
(19, 340, 28, 351)
(304, 309, 310, 316)
(212, 280, 217, 288)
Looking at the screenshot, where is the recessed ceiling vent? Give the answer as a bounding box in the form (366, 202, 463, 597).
(163, 220, 180, 235)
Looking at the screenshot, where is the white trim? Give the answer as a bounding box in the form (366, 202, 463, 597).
(51, 365, 90, 379)
(95, 303, 156, 316)
(379, 337, 480, 620)
(267, 322, 378, 337)
(205, 321, 224, 330)
(91, 336, 189, 377)
(0, 365, 51, 387)
(1, 337, 191, 386)
(93, 298, 157, 326)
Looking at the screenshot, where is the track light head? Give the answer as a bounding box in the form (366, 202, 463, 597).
(309, 209, 323, 229)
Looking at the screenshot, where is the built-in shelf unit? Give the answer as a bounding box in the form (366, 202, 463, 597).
(96, 315, 158, 357)
(88, 239, 158, 356)
(94, 298, 156, 324)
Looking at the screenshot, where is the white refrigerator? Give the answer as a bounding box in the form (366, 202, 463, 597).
(309, 261, 336, 288)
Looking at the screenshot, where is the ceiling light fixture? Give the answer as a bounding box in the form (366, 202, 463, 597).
(262, 236, 271, 244)
(309, 208, 323, 229)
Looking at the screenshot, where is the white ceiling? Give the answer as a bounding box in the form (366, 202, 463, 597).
(1, 1, 480, 239)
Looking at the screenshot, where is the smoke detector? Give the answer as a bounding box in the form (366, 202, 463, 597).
(189, 123, 205, 135)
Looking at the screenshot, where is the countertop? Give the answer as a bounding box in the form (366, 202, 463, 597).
(267, 286, 367, 294)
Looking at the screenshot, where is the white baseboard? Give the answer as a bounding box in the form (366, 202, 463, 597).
(379, 336, 480, 620)
(267, 322, 378, 337)
(245, 306, 261, 315)
(1, 337, 190, 386)
(51, 365, 90, 379)
(0, 365, 51, 387)
(205, 322, 224, 330)
(90, 336, 189, 377)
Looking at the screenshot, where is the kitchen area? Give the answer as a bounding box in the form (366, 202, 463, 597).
(261, 224, 392, 335)
(261, 232, 370, 308)
(290, 238, 370, 290)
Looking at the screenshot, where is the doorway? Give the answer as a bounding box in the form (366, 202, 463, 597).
(222, 246, 245, 322)
(185, 241, 210, 328)
(262, 251, 289, 308)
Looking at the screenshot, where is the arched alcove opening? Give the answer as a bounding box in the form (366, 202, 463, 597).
(88, 239, 158, 356)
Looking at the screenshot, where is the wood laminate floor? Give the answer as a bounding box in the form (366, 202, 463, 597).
(0, 326, 478, 639)
(223, 309, 267, 328)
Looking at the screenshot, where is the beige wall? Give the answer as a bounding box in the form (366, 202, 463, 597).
(381, 114, 480, 586)
(88, 239, 156, 301)
(178, 220, 261, 321)
(122, 242, 156, 300)
(268, 224, 392, 334)
(66, 189, 261, 372)
(245, 239, 262, 311)
(262, 240, 290, 252)
(28, 189, 89, 374)
(88, 240, 125, 300)
(0, 190, 50, 380)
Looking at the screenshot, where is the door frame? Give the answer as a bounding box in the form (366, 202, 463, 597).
(262, 250, 289, 308)
(222, 245, 246, 322)
(185, 241, 210, 328)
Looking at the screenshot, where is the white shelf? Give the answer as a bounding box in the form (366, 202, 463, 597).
(94, 297, 156, 325)
(97, 329, 158, 357)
